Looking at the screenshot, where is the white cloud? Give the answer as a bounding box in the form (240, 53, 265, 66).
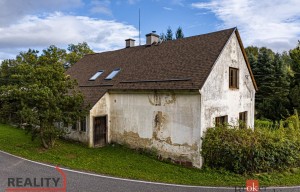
(192, 0, 300, 52)
(89, 0, 112, 15)
(0, 0, 84, 26)
(128, 0, 140, 4)
(163, 7, 173, 11)
(171, 0, 185, 6)
(152, 0, 185, 7)
(0, 12, 139, 60)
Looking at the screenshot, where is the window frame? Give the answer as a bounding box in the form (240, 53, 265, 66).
(215, 115, 228, 127)
(89, 70, 104, 81)
(229, 67, 239, 89)
(105, 68, 121, 80)
(239, 111, 248, 129)
(80, 118, 87, 132)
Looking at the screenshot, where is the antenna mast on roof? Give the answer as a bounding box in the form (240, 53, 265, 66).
(139, 8, 141, 46)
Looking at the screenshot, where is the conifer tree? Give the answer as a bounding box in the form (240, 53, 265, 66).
(289, 41, 300, 112)
(166, 27, 173, 41)
(175, 26, 184, 39)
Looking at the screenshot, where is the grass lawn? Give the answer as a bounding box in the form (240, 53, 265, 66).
(1, 124, 300, 187)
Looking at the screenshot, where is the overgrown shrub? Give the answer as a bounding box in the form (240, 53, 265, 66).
(254, 119, 277, 129)
(201, 116, 300, 174)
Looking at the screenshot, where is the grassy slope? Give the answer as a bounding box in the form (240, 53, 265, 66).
(0, 124, 300, 187)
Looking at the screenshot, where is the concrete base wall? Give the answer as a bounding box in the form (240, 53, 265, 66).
(64, 129, 88, 144)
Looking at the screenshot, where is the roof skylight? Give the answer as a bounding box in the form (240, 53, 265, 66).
(105, 68, 121, 80)
(89, 71, 104, 81)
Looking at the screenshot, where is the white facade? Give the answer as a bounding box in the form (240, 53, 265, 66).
(68, 32, 256, 168)
(198, 32, 256, 166)
(200, 33, 255, 134)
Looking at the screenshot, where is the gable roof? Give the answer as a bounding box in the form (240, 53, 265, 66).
(67, 27, 257, 107)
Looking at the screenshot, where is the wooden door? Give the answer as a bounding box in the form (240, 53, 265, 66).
(94, 116, 107, 146)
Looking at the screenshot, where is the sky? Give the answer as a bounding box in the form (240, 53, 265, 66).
(0, 0, 300, 61)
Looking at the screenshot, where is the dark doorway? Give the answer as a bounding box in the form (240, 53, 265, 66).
(94, 116, 107, 146)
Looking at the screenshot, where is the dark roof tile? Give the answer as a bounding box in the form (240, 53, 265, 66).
(67, 28, 241, 106)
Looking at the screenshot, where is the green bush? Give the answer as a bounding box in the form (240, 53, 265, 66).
(201, 121, 300, 174)
(254, 119, 279, 129)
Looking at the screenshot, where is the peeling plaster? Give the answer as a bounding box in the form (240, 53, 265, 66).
(109, 91, 202, 167)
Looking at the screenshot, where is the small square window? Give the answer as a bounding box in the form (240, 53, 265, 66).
(229, 67, 239, 89)
(215, 115, 228, 127)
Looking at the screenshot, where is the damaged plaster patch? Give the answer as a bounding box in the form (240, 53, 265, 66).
(148, 91, 177, 106)
(108, 92, 202, 168)
(154, 111, 165, 130)
(111, 130, 152, 148)
(163, 92, 176, 105)
(110, 109, 201, 168)
(153, 111, 168, 140)
(172, 142, 199, 151)
(148, 92, 161, 106)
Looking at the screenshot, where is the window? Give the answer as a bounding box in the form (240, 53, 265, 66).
(215, 115, 228, 127)
(239, 111, 247, 129)
(105, 68, 121, 80)
(80, 118, 86, 132)
(70, 118, 86, 132)
(71, 122, 77, 131)
(89, 71, 104, 81)
(229, 67, 239, 89)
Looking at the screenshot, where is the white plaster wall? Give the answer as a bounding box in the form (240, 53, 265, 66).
(62, 119, 88, 144)
(88, 93, 110, 147)
(65, 126, 88, 144)
(200, 33, 256, 137)
(109, 91, 202, 167)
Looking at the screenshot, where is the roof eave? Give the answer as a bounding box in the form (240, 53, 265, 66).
(235, 29, 258, 91)
(199, 27, 237, 90)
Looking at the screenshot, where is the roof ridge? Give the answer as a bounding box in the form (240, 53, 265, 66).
(82, 27, 237, 58)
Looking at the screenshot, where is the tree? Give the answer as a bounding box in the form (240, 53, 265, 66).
(159, 32, 166, 42)
(166, 27, 173, 41)
(0, 50, 40, 123)
(65, 42, 94, 68)
(0, 61, 20, 122)
(267, 53, 290, 120)
(246, 46, 292, 121)
(40, 45, 67, 66)
(289, 41, 300, 112)
(245, 46, 259, 58)
(160, 26, 184, 41)
(175, 26, 184, 39)
(0, 47, 86, 149)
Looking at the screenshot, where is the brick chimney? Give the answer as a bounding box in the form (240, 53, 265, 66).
(146, 31, 159, 46)
(125, 39, 135, 48)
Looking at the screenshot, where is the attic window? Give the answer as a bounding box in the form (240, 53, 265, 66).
(105, 68, 121, 80)
(89, 71, 103, 81)
(229, 67, 239, 89)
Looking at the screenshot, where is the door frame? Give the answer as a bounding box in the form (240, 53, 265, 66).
(93, 115, 108, 147)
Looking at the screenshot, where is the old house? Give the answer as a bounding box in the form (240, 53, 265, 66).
(66, 27, 257, 167)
